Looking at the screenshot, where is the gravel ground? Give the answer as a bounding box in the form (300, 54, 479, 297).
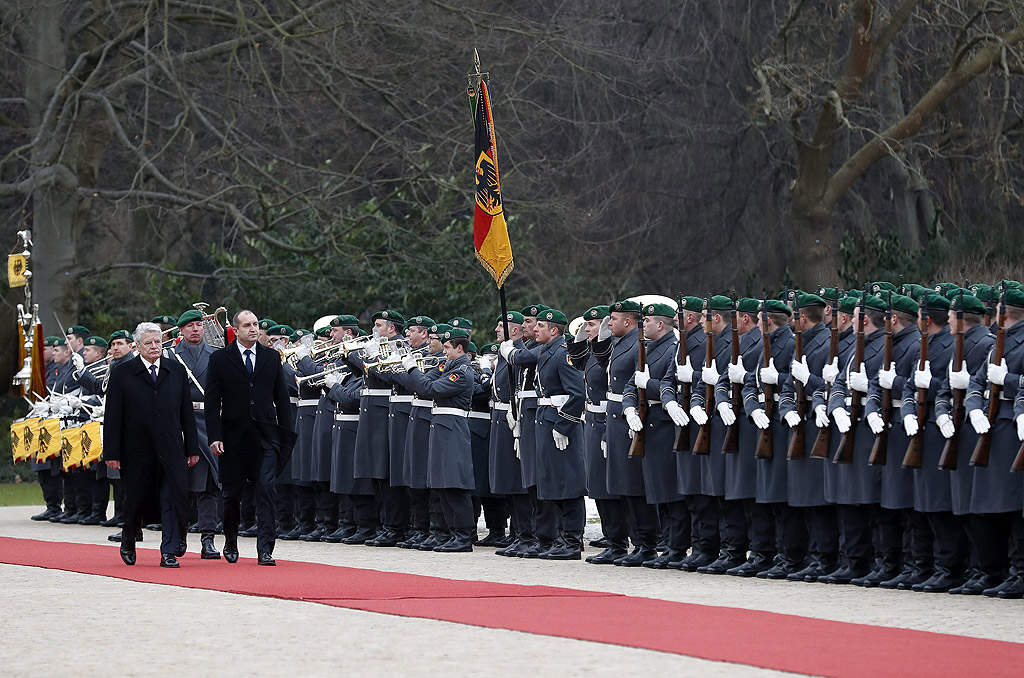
(1, 505, 1020, 677)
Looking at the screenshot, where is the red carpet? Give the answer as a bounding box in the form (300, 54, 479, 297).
(1, 536, 1020, 677)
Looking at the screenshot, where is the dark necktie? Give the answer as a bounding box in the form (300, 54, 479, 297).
(244, 349, 254, 374)
(150, 364, 158, 383)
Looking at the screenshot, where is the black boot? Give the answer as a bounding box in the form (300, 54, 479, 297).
(435, 528, 474, 553)
(644, 549, 688, 569)
(201, 533, 221, 559)
(475, 529, 506, 547)
(727, 551, 776, 577)
(915, 566, 963, 593)
(697, 549, 747, 574)
(675, 550, 717, 572)
(615, 546, 659, 567)
(540, 532, 584, 560)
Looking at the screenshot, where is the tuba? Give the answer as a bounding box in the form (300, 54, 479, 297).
(193, 302, 229, 348)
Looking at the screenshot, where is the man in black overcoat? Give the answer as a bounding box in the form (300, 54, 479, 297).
(206, 310, 296, 565)
(104, 323, 199, 568)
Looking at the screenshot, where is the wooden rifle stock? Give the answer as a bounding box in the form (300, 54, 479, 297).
(692, 295, 715, 455)
(971, 287, 1006, 467)
(834, 289, 868, 464)
(811, 303, 840, 459)
(902, 295, 929, 469)
(938, 292, 965, 470)
(787, 293, 805, 460)
(722, 296, 741, 453)
(755, 297, 774, 459)
(628, 320, 647, 458)
(673, 306, 690, 451)
(868, 292, 894, 466)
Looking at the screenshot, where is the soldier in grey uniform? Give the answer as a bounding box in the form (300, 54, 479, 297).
(172, 309, 221, 558)
(292, 325, 335, 540)
(101, 330, 136, 531)
(468, 341, 508, 545)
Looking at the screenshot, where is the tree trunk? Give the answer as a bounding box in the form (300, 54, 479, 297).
(789, 196, 838, 288)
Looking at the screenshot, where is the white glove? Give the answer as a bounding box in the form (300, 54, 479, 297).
(878, 365, 896, 390)
(822, 357, 840, 386)
(814, 404, 830, 428)
(506, 408, 517, 432)
(362, 337, 380, 359)
(903, 414, 919, 437)
(574, 324, 587, 343)
(293, 343, 311, 359)
(987, 359, 1008, 386)
(937, 413, 955, 439)
(553, 430, 569, 450)
(751, 409, 770, 430)
(322, 371, 341, 389)
(701, 365, 719, 386)
(598, 316, 612, 341)
(728, 361, 746, 384)
(1017, 414, 1024, 442)
(914, 363, 932, 390)
(514, 437, 520, 457)
(790, 357, 810, 386)
(665, 400, 689, 427)
(785, 411, 801, 428)
(401, 353, 418, 372)
(760, 358, 779, 385)
(949, 364, 971, 390)
(623, 406, 643, 432)
(969, 408, 990, 435)
(690, 404, 708, 426)
(867, 412, 885, 434)
(848, 367, 869, 393)
(676, 357, 693, 384)
(717, 402, 736, 426)
(498, 340, 515, 360)
(71, 352, 85, 373)
(600, 439, 607, 458)
(832, 408, 851, 434)
(634, 367, 650, 390)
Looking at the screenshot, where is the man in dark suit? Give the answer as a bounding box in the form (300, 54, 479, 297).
(206, 309, 295, 566)
(104, 322, 199, 568)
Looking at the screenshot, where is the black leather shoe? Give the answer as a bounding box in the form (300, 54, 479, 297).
(341, 527, 378, 545)
(175, 540, 187, 558)
(826, 566, 872, 585)
(494, 534, 515, 549)
(300, 526, 326, 542)
(324, 525, 357, 543)
(615, 547, 658, 567)
(367, 530, 405, 547)
(31, 508, 61, 521)
(108, 529, 143, 543)
(60, 511, 86, 524)
(223, 545, 239, 564)
(495, 539, 523, 556)
(278, 525, 306, 541)
(586, 547, 628, 565)
(952, 572, 1004, 595)
(985, 573, 1024, 598)
(539, 544, 582, 560)
(475, 530, 506, 547)
(239, 526, 259, 538)
(160, 553, 179, 568)
(643, 550, 687, 569)
(872, 569, 908, 589)
(697, 553, 746, 575)
(201, 536, 221, 559)
(145, 523, 161, 531)
(589, 537, 610, 549)
(51, 509, 76, 523)
(727, 552, 775, 577)
(258, 552, 276, 566)
(758, 560, 803, 580)
(417, 534, 444, 551)
(79, 512, 104, 526)
(916, 570, 963, 593)
(99, 516, 121, 527)
(676, 550, 716, 572)
(120, 547, 136, 566)
(397, 530, 426, 548)
(851, 568, 897, 588)
(517, 541, 553, 559)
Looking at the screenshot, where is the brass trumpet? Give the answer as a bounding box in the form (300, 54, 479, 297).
(363, 341, 423, 372)
(295, 363, 351, 388)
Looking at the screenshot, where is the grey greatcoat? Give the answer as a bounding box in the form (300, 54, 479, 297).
(172, 339, 219, 492)
(470, 366, 494, 497)
(292, 355, 323, 483)
(691, 327, 731, 497)
(673, 325, 707, 496)
(568, 337, 616, 501)
(345, 347, 391, 480)
(720, 326, 761, 501)
(327, 371, 372, 496)
(488, 341, 526, 495)
(532, 336, 586, 501)
(779, 322, 830, 506)
(506, 341, 541, 488)
(624, 331, 683, 505)
(600, 328, 646, 497)
(743, 325, 794, 505)
(403, 350, 444, 490)
(378, 367, 415, 488)
(811, 326, 856, 503)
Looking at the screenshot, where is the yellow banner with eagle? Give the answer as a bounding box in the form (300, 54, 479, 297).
(472, 78, 514, 288)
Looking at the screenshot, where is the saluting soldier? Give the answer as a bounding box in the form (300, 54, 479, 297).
(624, 302, 690, 568)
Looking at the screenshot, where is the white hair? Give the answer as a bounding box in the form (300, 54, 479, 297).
(133, 321, 162, 344)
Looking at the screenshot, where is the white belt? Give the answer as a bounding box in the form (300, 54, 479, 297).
(290, 397, 298, 405)
(432, 407, 469, 417)
(537, 395, 570, 408)
(468, 411, 490, 420)
(334, 413, 359, 422)
(390, 395, 414, 403)
(412, 398, 433, 408)
(298, 399, 319, 407)
(361, 389, 391, 398)
(491, 402, 511, 411)
(192, 402, 204, 410)
(757, 394, 781, 403)
(606, 391, 624, 402)
(517, 389, 538, 400)
(586, 402, 607, 413)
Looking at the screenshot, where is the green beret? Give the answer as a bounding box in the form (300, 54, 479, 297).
(500, 311, 525, 324)
(537, 308, 568, 324)
(336, 315, 360, 327)
(169, 328, 180, 338)
(406, 315, 436, 328)
(272, 324, 295, 337)
(52, 337, 68, 347)
(610, 299, 642, 314)
(861, 294, 886, 312)
(795, 293, 825, 308)
(951, 293, 986, 315)
(707, 295, 733, 312)
(933, 283, 959, 297)
(150, 316, 175, 326)
(467, 341, 478, 354)
(176, 309, 203, 327)
(1005, 289, 1024, 309)
(83, 336, 108, 348)
(676, 297, 704, 313)
(442, 328, 470, 342)
(108, 330, 131, 343)
(65, 324, 90, 337)
(765, 299, 793, 316)
(871, 281, 896, 293)
(448, 317, 473, 329)
(999, 280, 1023, 291)
(429, 323, 453, 336)
(902, 284, 927, 301)
(43, 336, 59, 347)
(357, 328, 369, 336)
(942, 287, 968, 301)
(372, 309, 405, 324)
(314, 326, 331, 338)
(521, 304, 550, 318)
(736, 298, 761, 314)
(969, 283, 994, 302)
(583, 305, 610, 320)
(258, 318, 277, 331)
(919, 292, 950, 312)
(480, 342, 500, 355)
(817, 287, 842, 303)
(642, 302, 676, 318)
(839, 296, 859, 314)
